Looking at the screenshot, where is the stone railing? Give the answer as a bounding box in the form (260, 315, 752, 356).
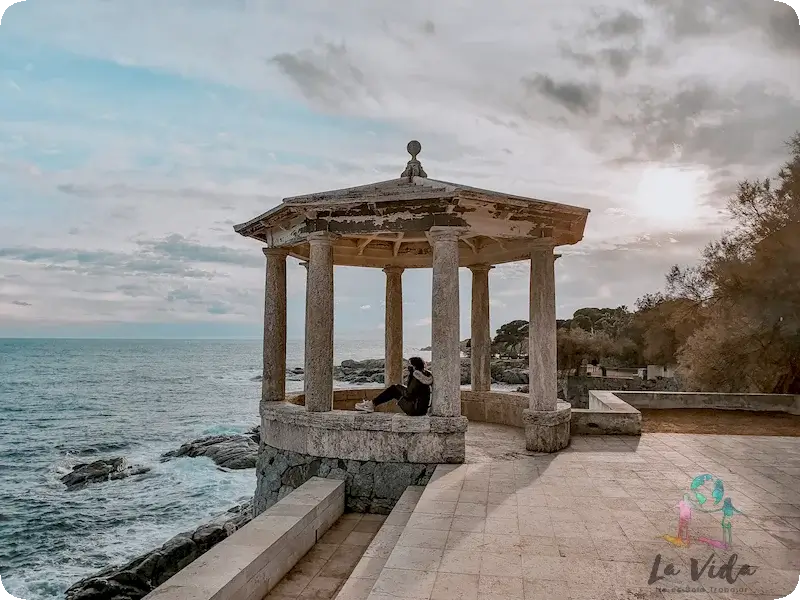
(613, 391, 800, 414)
(460, 390, 528, 426)
(143, 477, 344, 600)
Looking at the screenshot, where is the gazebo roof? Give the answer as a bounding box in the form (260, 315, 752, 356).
(234, 142, 590, 268)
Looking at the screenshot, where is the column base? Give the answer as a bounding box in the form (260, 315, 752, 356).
(522, 402, 571, 453)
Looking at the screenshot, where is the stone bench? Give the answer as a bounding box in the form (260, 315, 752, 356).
(144, 477, 344, 600)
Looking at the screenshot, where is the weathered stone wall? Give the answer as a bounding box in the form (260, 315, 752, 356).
(616, 391, 800, 414)
(565, 376, 680, 408)
(255, 443, 437, 515)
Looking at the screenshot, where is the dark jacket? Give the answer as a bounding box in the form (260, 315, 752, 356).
(399, 368, 433, 416)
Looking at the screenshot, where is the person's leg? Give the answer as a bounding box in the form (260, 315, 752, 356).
(355, 385, 405, 412)
(373, 384, 404, 406)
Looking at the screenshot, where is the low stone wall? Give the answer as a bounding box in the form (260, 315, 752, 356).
(144, 478, 343, 600)
(460, 390, 528, 426)
(615, 391, 800, 414)
(255, 444, 436, 514)
(287, 388, 403, 413)
(563, 376, 680, 408)
(257, 401, 465, 515)
(571, 391, 642, 435)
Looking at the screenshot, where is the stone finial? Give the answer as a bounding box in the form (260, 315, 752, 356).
(401, 140, 428, 179)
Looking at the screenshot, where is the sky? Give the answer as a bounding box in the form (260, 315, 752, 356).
(0, 1, 798, 343)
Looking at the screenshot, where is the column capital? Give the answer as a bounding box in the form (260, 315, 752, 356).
(428, 226, 469, 242)
(530, 244, 557, 256)
(468, 264, 494, 273)
(555, 254, 562, 261)
(382, 265, 405, 275)
(307, 231, 340, 245)
(262, 247, 289, 257)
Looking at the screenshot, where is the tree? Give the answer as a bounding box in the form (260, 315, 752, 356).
(557, 327, 614, 376)
(668, 133, 800, 393)
(492, 320, 529, 358)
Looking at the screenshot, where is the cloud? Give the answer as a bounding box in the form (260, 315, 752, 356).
(360, 305, 371, 310)
(0, 0, 798, 337)
(522, 74, 603, 116)
(11, 300, 31, 306)
(591, 9, 645, 38)
(270, 42, 368, 109)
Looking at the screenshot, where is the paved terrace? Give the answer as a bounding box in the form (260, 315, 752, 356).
(337, 424, 799, 600)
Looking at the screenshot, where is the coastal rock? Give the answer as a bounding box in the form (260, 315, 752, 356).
(161, 434, 258, 469)
(65, 501, 253, 600)
(61, 458, 151, 491)
(334, 359, 386, 385)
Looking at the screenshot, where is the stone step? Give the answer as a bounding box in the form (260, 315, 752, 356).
(334, 485, 424, 600)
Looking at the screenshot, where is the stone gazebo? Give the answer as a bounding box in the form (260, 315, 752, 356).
(235, 142, 589, 512)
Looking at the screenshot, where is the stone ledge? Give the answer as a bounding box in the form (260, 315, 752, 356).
(262, 402, 466, 464)
(144, 477, 344, 600)
(263, 402, 468, 434)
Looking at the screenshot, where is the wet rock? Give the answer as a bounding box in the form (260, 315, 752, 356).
(65, 501, 253, 600)
(161, 434, 257, 469)
(61, 458, 151, 491)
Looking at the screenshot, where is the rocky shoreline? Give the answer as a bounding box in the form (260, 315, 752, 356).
(65, 501, 253, 600)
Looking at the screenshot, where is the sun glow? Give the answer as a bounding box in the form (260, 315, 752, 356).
(634, 166, 705, 224)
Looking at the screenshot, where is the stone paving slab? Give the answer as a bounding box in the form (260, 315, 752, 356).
(367, 431, 800, 600)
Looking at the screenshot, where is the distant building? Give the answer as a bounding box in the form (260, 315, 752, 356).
(645, 364, 677, 380)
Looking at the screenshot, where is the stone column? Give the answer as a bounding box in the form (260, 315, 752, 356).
(262, 248, 288, 403)
(469, 264, 493, 392)
(524, 246, 570, 452)
(429, 227, 463, 417)
(383, 266, 404, 385)
(304, 232, 338, 412)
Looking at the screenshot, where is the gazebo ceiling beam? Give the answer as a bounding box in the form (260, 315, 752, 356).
(357, 235, 378, 256)
(393, 233, 405, 257)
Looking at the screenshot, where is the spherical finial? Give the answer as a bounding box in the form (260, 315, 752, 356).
(407, 140, 422, 160)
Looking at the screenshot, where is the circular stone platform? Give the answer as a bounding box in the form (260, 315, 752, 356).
(255, 399, 467, 514)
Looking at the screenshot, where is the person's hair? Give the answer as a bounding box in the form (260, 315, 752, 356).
(409, 356, 426, 371)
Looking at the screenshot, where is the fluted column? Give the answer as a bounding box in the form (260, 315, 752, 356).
(304, 232, 338, 412)
(469, 264, 493, 392)
(383, 266, 405, 385)
(528, 246, 557, 411)
(430, 227, 464, 417)
(262, 248, 288, 403)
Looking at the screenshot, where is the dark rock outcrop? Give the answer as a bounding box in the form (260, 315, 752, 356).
(334, 359, 386, 385)
(61, 458, 151, 491)
(161, 435, 258, 470)
(65, 502, 252, 600)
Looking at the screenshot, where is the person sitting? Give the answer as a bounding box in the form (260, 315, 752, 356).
(354, 357, 433, 416)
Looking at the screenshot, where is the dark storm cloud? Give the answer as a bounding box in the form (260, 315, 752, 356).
(605, 81, 800, 168)
(0, 233, 262, 280)
(522, 74, 602, 115)
(11, 300, 32, 307)
(591, 9, 645, 38)
(647, 0, 800, 53)
(137, 234, 263, 268)
(558, 8, 659, 78)
(270, 42, 367, 107)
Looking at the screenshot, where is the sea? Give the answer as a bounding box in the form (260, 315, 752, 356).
(0, 338, 431, 600)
